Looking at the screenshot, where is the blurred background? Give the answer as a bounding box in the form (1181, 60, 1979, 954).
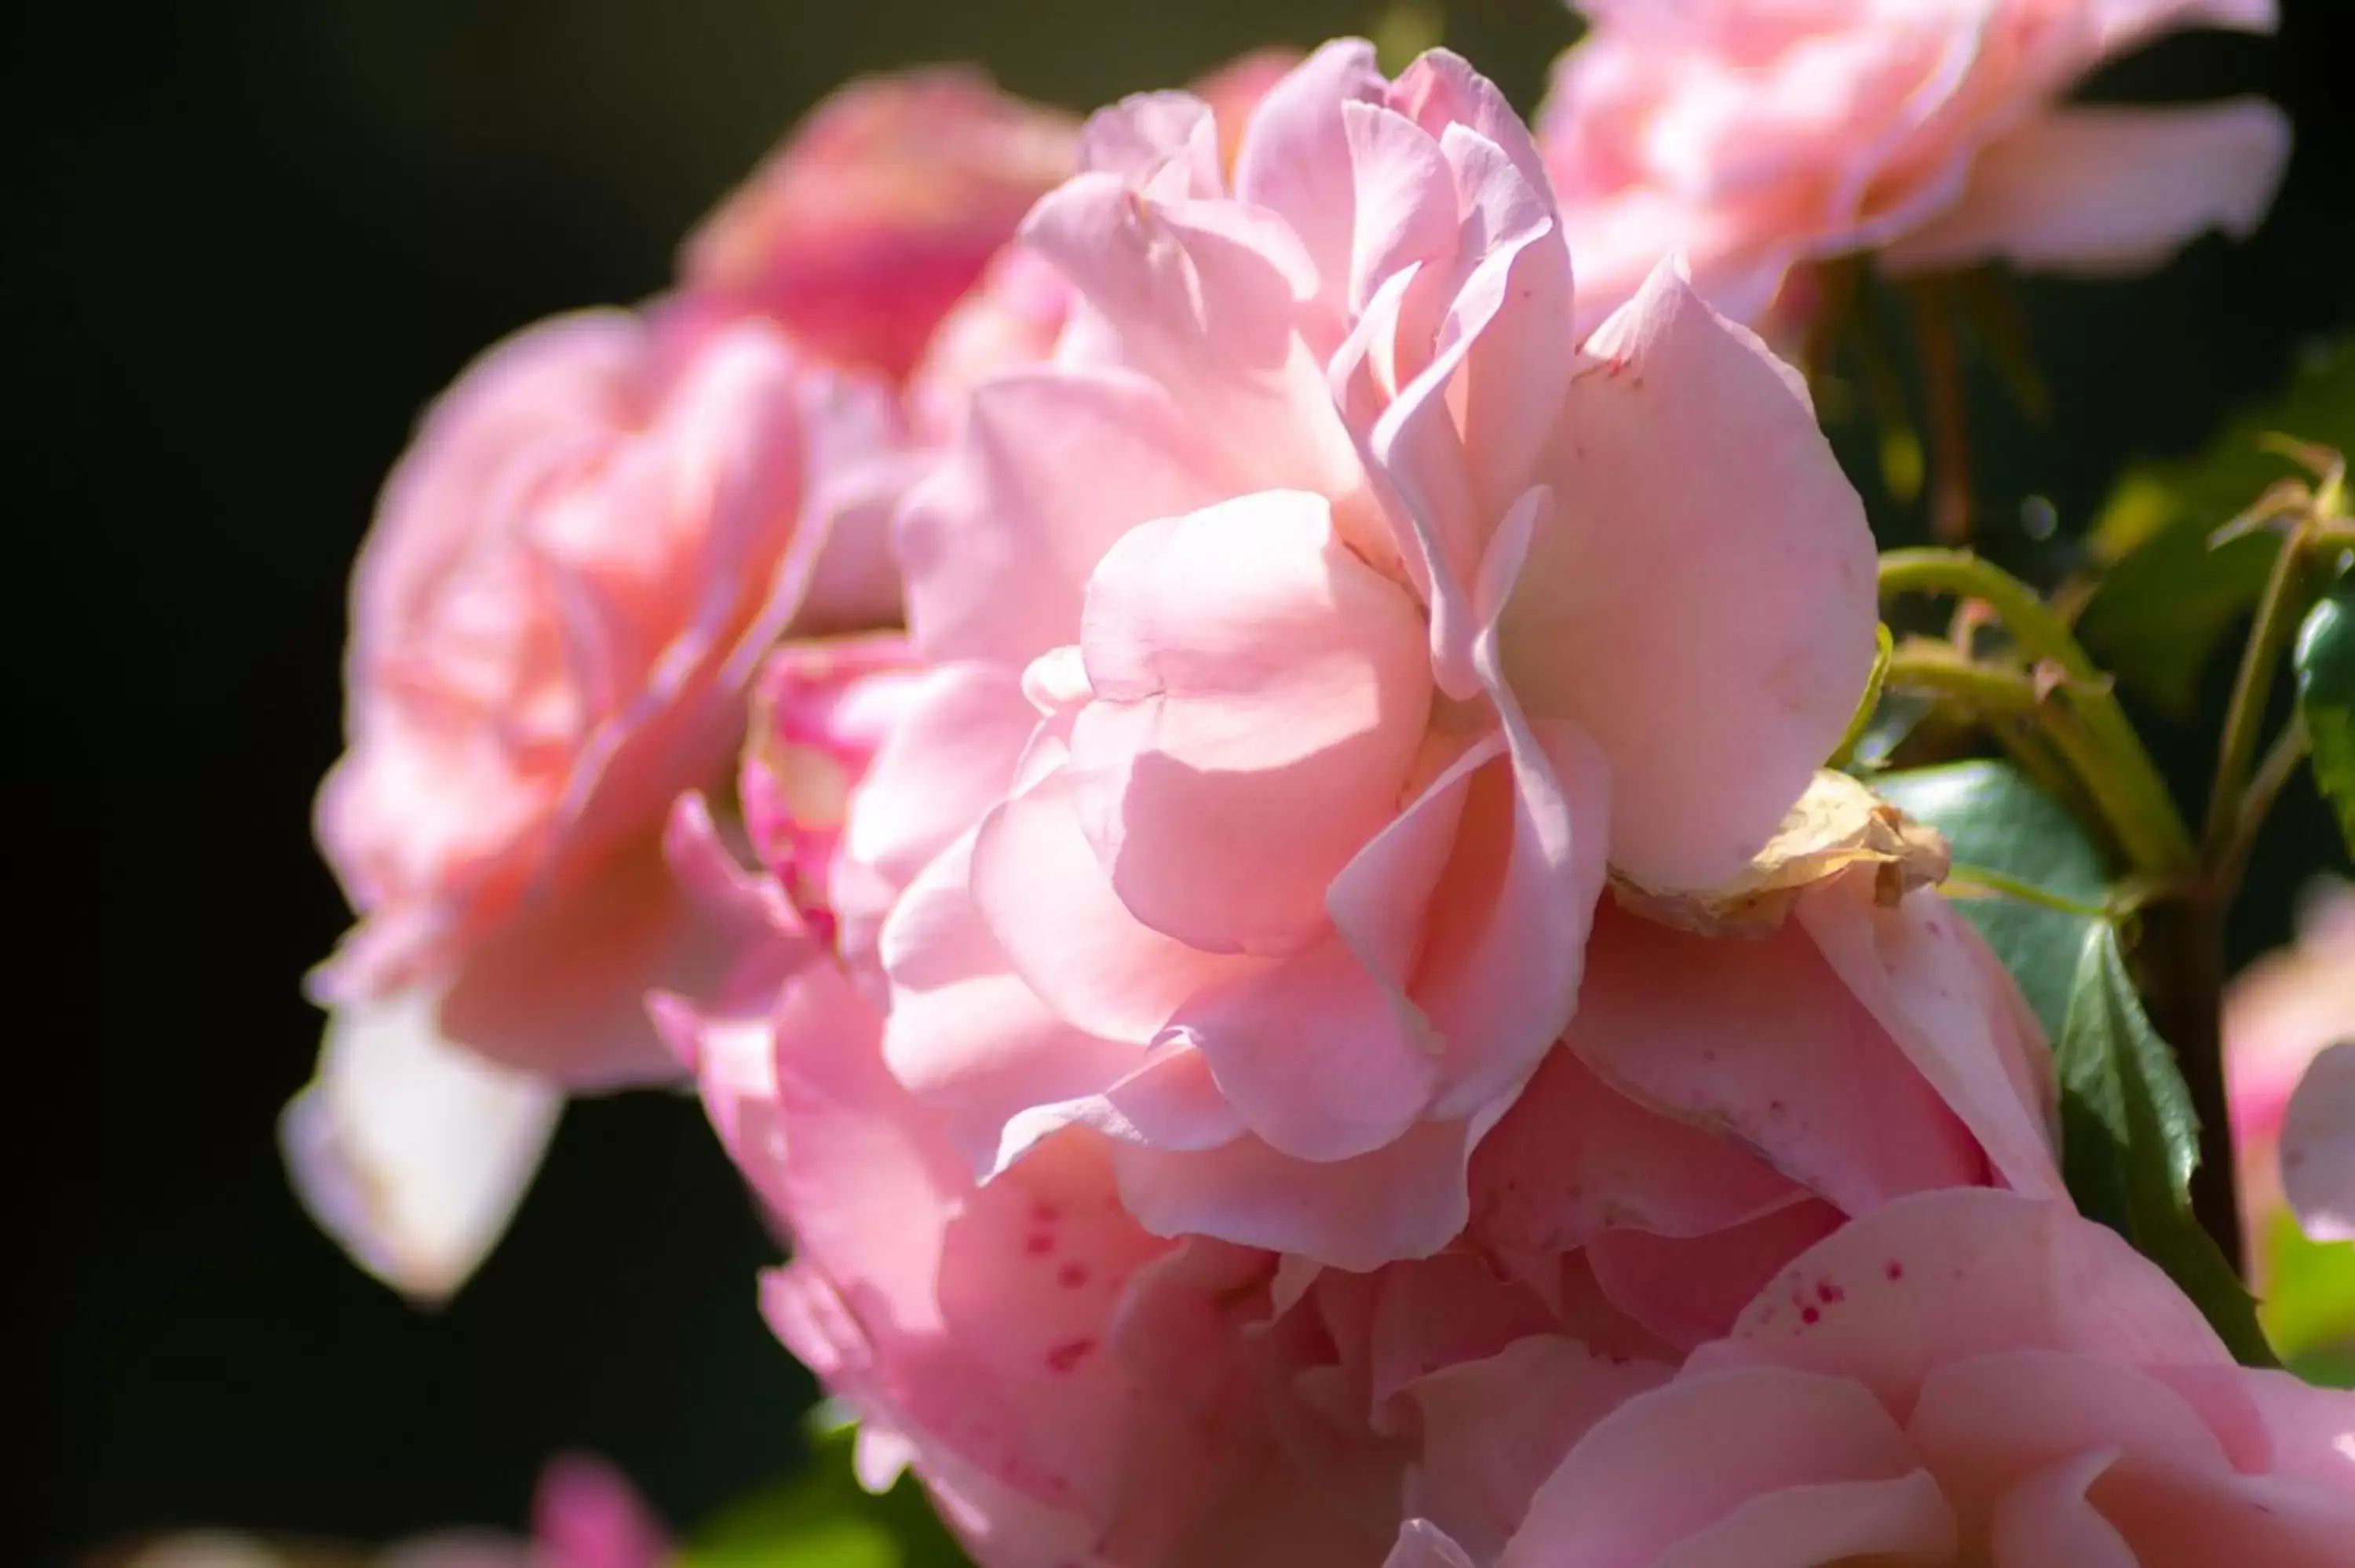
(19, 1, 2352, 1562)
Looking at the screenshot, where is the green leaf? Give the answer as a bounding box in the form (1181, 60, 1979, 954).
(2259, 1209, 2355, 1375)
(2295, 567, 2355, 855)
(2054, 929, 2275, 1366)
(1875, 760, 2109, 1041)
(2077, 340, 2355, 712)
(1876, 761, 2274, 1363)
(681, 1426, 973, 1568)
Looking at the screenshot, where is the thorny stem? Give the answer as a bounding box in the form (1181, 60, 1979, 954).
(1879, 550, 2200, 878)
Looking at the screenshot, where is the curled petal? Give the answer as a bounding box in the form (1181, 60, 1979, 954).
(1113, 1108, 1503, 1271)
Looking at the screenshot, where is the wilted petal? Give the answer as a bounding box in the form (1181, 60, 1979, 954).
(281, 986, 561, 1302)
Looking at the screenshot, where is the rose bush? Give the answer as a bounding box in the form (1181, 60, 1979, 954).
(1538, 0, 2292, 329)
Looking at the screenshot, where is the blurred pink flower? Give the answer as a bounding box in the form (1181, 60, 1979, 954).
(679, 69, 1080, 384)
(2229, 881, 2355, 1253)
(1539, 0, 2291, 329)
(874, 41, 1883, 1270)
(105, 1455, 664, 1568)
(2284, 1042, 2355, 1247)
(905, 49, 1302, 443)
(1389, 1189, 2355, 1566)
(531, 1455, 669, 1568)
(292, 311, 915, 1299)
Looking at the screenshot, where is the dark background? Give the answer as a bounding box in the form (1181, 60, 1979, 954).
(17, 2, 2352, 1562)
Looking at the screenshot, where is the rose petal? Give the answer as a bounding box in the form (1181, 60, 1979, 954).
(280, 986, 562, 1303)
(2281, 1041, 2355, 1243)
(1882, 103, 2291, 275)
(1501, 258, 1877, 892)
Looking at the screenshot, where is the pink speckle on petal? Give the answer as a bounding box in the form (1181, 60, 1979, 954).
(1045, 1337, 1096, 1373)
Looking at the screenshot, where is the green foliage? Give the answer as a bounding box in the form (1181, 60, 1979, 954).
(679, 1425, 973, 1568)
(2260, 1211, 2355, 1383)
(2295, 567, 2355, 855)
(1875, 761, 2108, 1041)
(2077, 341, 2355, 713)
(1876, 761, 2273, 1365)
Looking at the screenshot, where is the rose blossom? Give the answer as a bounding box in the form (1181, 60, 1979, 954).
(111, 1454, 665, 1568)
(1538, 0, 2293, 330)
(289, 60, 1112, 1298)
(679, 780, 2059, 1564)
(1389, 1189, 2355, 1567)
(870, 41, 1882, 1270)
(678, 68, 1080, 384)
(2228, 879, 2355, 1256)
(290, 308, 915, 1299)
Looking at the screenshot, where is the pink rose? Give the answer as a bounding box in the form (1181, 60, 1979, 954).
(736, 635, 927, 946)
(688, 852, 2055, 1564)
(872, 42, 1882, 1269)
(1539, 0, 2292, 328)
(1390, 1189, 2355, 1566)
(291, 311, 914, 1298)
(905, 50, 1302, 443)
(678, 69, 1080, 384)
(530, 1454, 669, 1568)
(2227, 881, 2355, 1253)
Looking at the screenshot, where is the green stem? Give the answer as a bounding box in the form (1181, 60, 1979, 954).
(2203, 531, 2320, 866)
(1879, 550, 2200, 878)
(2216, 715, 2312, 908)
(1882, 650, 2037, 712)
